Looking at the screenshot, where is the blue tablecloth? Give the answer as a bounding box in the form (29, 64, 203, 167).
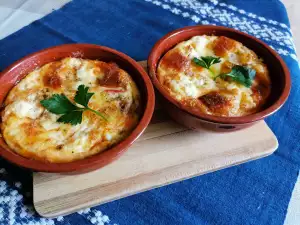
(0, 0, 299, 224)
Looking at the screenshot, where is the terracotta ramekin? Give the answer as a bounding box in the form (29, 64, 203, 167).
(148, 25, 291, 131)
(0, 44, 155, 173)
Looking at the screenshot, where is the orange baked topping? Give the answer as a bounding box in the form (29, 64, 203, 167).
(1, 58, 141, 163)
(157, 35, 271, 117)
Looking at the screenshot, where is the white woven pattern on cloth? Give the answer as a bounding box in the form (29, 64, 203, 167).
(208, 0, 289, 29)
(144, 0, 298, 61)
(0, 165, 115, 225)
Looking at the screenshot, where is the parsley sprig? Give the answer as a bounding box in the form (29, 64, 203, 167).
(40, 85, 107, 125)
(214, 65, 256, 88)
(193, 56, 221, 76)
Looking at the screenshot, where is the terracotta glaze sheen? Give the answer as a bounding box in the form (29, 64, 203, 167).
(0, 44, 155, 173)
(148, 26, 291, 131)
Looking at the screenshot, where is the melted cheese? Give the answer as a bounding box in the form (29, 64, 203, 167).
(157, 35, 271, 117)
(17, 70, 40, 91)
(4, 100, 43, 120)
(1, 58, 141, 163)
(76, 61, 97, 86)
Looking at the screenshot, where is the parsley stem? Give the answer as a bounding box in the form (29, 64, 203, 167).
(86, 107, 108, 121)
(214, 74, 221, 81)
(208, 68, 215, 78)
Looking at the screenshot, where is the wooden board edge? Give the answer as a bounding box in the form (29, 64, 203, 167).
(33, 134, 278, 218)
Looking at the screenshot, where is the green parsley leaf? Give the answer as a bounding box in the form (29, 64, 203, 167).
(40, 85, 107, 125)
(40, 94, 78, 114)
(215, 65, 256, 88)
(74, 84, 94, 107)
(193, 56, 221, 70)
(57, 111, 83, 125)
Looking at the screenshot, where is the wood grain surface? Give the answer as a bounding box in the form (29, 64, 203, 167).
(33, 61, 278, 218)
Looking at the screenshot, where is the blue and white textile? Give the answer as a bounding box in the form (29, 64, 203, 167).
(0, 0, 299, 224)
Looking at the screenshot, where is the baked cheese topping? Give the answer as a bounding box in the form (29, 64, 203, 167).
(157, 36, 271, 116)
(1, 58, 141, 163)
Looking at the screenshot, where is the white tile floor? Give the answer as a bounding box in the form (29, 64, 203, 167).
(0, 0, 70, 39)
(0, 0, 299, 224)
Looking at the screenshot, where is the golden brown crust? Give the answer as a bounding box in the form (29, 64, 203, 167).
(97, 62, 122, 87)
(199, 92, 232, 115)
(41, 62, 63, 89)
(213, 36, 237, 57)
(160, 51, 190, 72)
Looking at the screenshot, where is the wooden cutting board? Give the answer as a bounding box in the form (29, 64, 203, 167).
(33, 61, 278, 218)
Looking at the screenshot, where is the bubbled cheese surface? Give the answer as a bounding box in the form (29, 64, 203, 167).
(1, 58, 141, 163)
(157, 36, 271, 117)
